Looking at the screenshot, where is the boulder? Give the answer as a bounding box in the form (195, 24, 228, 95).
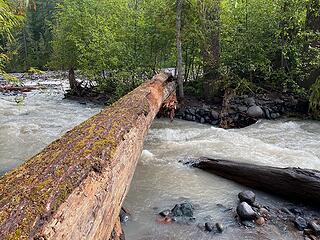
(247, 106, 264, 118)
(237, 202, 257, 221)
(238, 190, 256, 205)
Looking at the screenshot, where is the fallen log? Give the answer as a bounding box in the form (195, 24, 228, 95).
(0, 73, 175, 240)
(192, 157, 320, 206)
(0, 85, 37, 92)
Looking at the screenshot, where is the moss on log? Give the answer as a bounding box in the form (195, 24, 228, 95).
(0, 73, 175, 240)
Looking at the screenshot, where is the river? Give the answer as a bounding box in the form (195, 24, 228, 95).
(0, 83, 319, 239)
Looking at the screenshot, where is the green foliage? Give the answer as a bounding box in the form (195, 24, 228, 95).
(27, 66, 44, 74)
(310, 78, 320, 117)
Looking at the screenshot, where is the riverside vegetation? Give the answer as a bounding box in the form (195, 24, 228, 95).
(0, 0, 319, 121)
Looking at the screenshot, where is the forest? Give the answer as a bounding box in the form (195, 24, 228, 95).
(1, 0, 320, 115)
(1, 1, 320, 240)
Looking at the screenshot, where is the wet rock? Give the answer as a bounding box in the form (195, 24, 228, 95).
(259, 208, 269, 218)
(255, 217, 266, 226)
(238, 190, 256, 205)
(294, 216, 308, 231)
(263, 107, 271, 119)
(216, 223, 224, 233)
(290, 208, 303, 216)
(271, 113, 280, 119)
(120, 209, 129, 223)
(205, 222, 214, 232)
(247, 106, 264, 118)
(245, 97, 256, 106)
(200, 117, 205, 124)
(211, 110, 220, 120)
(238, 106, 248, 112)
(171, 202, 194, 218)
(281, 207, 294, 216)
(237, 202, 257, 221)
(159, 209, 171, 217)
(309, 220, 320, 236)
(242, 220, 255, 228)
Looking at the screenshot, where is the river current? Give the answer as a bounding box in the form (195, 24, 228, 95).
(0, 84, 319, 239)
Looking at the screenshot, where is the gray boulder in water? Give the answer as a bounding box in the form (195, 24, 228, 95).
(237, 202, 256, 221)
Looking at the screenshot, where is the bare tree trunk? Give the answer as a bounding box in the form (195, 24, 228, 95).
(201, 0, 221, 99)
(176, 0, 184, 99)
(0, 73, 176, 240)
(192, 157, 320, 206)
(305, 0, 320, 88)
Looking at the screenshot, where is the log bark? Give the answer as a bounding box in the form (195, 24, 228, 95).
(0, 86, 37, 92)
(192, 157, 320, 206)
(0, 73, 175, 240)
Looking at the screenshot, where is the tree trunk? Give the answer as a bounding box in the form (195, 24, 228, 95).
(304, 0, 320, 88)
(176, 0, 184, 99)
(0, 73, 176, 240)
(68, 67, 78, 92)
(201, 0, 221, 99)
(192, 157, 320, 206)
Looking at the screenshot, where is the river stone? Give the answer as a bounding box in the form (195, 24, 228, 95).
(255, 217, 265, 226)
(245, 97, 256, 106)
(238, 190, 256, 205)
(237, 202, 257, 221)
(238, 106, 248, 112)
(242, 220, 255, 228)
(205, 222, 214, 232)
(211, 110, 220, 120)
(216, 223, 224, 233)
(171, 202, 194, 217)
(294, 216, 308, 231)
(120, 209, 129, 223)
(309, 220, 320, 236)
(159, 209, 171, 217)
(247, 106, 264, 118)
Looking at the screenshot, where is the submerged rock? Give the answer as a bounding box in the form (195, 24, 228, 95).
(237, 202, 257, 221)
(216, 223, 224, 233)
(171, 202, 194, 218)
(238, 190, 256, 205)
(205, 222, 214, 232)
(294, 216, 308, 231)
(159, 209, 171, 217)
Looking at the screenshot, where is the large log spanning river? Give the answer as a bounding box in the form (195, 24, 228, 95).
(0, 78, 319, 239)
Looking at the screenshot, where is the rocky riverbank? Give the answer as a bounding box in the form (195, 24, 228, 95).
(154, 190, 320, 240)
(176, 93, 310, 128)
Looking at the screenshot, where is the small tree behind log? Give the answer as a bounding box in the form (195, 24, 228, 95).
(192, 157, 320, 206)
(0, 73, 176, 240)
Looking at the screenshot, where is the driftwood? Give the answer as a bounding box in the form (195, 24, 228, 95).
(0, 86, 37, 92)
(192, 157, 320, 205)
(0, 73, 176, 240)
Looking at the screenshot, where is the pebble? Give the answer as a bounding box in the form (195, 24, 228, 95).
(238, 190, 256, 205)
(255, 217, 266, 226)
(237, 202, 257, 221)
